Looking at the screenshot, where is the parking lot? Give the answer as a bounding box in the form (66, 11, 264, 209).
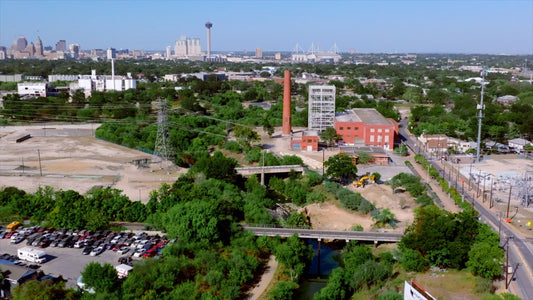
(0, 227, 167, 289)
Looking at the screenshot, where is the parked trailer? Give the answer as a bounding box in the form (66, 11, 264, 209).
(16, 134, 32, 143)
(115, 264, 133, 278)
(17, 247, 47, 263)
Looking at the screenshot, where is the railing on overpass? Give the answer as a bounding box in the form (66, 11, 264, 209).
(242, 226, 403, 242)
(235, 165, 304, 175)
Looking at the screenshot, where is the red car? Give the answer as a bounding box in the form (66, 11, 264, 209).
(142, 250, 156, 258)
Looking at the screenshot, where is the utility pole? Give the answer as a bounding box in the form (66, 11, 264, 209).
(322, 148, 325, 176)
(504, 236, 519, 290)
(506, 185, 513, 220)
(482, 175, 487, 203)
(489, 181, 494, 208)
(505, 236, 510, 289)
(37, 149, 43, 176)
(261, 151, 265, 186)
(476, 69, 486, 163)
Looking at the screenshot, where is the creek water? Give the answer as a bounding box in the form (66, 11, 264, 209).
(294, 239, 342, 299)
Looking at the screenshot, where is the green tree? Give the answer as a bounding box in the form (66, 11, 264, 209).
(268, 281, 299, 300)
(81, 262, 120, 294)
(12, 280, 77, 300)
(466, 241, 504, 279)
(233, 125, 259, 149)
(319, 127, 342, 147)
(274, 234, 313, 280)
(163, 199, 220, 243)
(401, 248, 429, 272)
(313, 268, 347, 300)
(356, 152, 374, 164)
(324, 153, 357, 181)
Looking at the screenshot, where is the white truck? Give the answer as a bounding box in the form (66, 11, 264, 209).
(17, 247, 47, 263)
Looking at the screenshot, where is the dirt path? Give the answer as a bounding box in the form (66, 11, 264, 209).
(246, 255, 278, 300)
(404, 149, 461, 213)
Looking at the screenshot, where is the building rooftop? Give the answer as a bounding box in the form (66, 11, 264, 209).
(303, 130, 319, 137)
(335, 108, 393, 125)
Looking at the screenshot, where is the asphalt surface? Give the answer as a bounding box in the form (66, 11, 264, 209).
(0, 238, 129, 288)
(399, 117, 533, 299)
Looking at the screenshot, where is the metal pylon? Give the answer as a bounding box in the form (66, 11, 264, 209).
(154, 99, 171, 168)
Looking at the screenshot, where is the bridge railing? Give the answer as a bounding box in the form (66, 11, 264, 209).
(235, 165, 304, 171)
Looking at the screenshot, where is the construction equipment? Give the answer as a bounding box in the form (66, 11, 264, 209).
(353, 174, 375, 187)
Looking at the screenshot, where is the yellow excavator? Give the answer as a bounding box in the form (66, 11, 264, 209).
(353, 174, 375, 187)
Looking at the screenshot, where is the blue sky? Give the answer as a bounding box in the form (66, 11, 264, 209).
(1, 0, 532, 54)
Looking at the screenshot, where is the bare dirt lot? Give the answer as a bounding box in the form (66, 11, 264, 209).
(0, 124, 183, 202)
(305, 183, 415, 232)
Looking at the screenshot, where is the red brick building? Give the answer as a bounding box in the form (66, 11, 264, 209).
(290, 130, 319, 151)
(334, 108, 398, 150)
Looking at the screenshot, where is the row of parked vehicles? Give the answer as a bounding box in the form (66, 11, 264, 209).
(1, 223, 169, 260)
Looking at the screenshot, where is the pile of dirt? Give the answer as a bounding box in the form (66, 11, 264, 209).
(305, 183, 415, 232)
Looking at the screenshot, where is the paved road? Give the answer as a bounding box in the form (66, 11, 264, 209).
(243, 226, 403, 242)
(0, 238, 128, 288)
(399, 117, 533, 299)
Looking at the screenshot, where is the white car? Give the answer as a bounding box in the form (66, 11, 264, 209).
(90, 246, 105, 256)
(133, 249, 144, 258)
(117, 247, 130, 255)
(74, 240, 86, 248)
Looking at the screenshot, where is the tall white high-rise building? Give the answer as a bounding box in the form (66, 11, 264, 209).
(165, 46, 171, 59)
(174, 37, 201, 57)
(70, 44, 80, 58)
(106, 47, 116, 60)
(308, 85, 336, 132)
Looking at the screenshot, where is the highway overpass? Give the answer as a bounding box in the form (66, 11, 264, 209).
(243, 226, 403, 242)
(235, 165, 304, 176)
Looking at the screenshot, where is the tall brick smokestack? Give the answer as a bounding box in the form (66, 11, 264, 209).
(282, 70, 291, 135)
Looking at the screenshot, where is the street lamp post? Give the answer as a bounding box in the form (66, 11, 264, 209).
(482, 175, 487, 203)
(261, 151, 265, 186)
(322, 148, 325, 176)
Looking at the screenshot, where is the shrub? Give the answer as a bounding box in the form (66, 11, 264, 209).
(358, 199, 375, 214)
(223, 141, 242, 153)
(401, 248, 429, 272)
(306, 191, 326, 204)
(415, 194, 434, 206)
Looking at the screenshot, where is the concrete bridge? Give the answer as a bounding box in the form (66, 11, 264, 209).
(235, 165, 304, 176)
(242, 226, 403, 243)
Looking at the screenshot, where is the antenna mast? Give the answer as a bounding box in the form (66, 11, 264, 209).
(475, 69, 486, 163)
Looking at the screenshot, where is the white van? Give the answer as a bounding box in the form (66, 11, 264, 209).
(17, 247, 47, 263)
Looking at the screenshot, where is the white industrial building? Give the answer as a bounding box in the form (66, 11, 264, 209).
(71, 69, 136, 95)
(308, 85, 336, 132)
(17, 82, 49, 97)
(508, 138, 532, 152)
(174, 37, 202, 57)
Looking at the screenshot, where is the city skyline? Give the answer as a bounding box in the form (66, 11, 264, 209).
(1, 0, 532, 54)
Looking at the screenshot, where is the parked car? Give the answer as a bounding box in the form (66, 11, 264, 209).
(74, 240, 86, 248)
(10, 235, 25, 244)
(118, 256, 132, 265)
(90, 246, 105, 256)
(117, 246, 130, 255)
(133, 249, 145, 258)
(81, 246, 94, 255)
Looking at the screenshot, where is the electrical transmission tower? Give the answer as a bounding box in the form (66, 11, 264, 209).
(154, 99, 172, 169)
